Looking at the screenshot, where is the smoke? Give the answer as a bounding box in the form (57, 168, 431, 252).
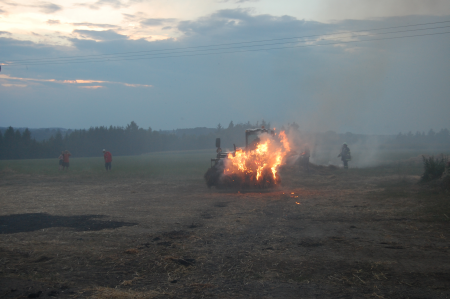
(317, 0, 450, 21)
(283, 128, 389, 168)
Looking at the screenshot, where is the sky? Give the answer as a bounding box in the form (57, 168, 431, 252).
(1, 0, 450, 134)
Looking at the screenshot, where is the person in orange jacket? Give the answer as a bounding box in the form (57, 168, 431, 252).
(103, 149, 112, 171)
(62, 150, 71, 171)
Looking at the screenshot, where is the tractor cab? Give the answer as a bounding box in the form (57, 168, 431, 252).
(210, 127, 275, 168)
(245, 128, 275, 150)
(206, 127, 278, 188)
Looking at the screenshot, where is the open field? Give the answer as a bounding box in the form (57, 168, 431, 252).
(1, 150, 449, 298)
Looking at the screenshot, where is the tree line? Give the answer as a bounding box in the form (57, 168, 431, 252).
(386, 128, 450, 149)
(0, 121, 268, 160)
(1, 121, 448, 160)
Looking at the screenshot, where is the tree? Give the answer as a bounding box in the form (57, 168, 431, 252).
(3, 127, 16, 159)
(21, 129, 32, 159)
(126, 121, 139, 132)
(0, 131, 3, 159)
(54, 130, 64, 153)
(227, 121, 234, 130)
(217, 123, 223, 132)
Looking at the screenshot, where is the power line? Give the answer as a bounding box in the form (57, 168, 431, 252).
(5, 30, 449, 67)
(3, 20, 450, 64)
(5, 24, 450, 66)
(22, 25, 450, 64)
(2, 22, 450, 67)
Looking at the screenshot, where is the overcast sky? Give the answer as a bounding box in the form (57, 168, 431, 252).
(1, 0, 450, 134)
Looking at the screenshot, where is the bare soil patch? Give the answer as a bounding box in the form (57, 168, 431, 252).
(0, 168, 449, 298)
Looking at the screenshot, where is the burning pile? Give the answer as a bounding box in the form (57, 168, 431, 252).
(206, 131, 291, 189)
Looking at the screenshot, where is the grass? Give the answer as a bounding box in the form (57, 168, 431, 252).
(373, 174, 450, 222)
(0, 148, 438, 180)
(0, 149, 216, 180)
(418, 192, 450, 222)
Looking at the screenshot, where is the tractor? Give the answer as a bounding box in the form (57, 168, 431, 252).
(204, 128, 275, 188)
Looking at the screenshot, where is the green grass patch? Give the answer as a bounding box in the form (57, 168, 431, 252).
(0, 149, 216, 180)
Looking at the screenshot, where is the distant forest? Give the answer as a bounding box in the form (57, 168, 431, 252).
(0, 121, 266, 160)
(0, 121, 449, 160)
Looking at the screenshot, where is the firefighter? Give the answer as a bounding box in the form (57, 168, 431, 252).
(338, 143, 351, 169)
(300, 146, 310, 172)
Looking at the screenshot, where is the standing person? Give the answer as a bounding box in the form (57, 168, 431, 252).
(338, 143, 351, 169)
(62, 150, 71, 171)
(103, 149, 112, 171)
(58, 151, 64, 170)
(301, 146, 310, 172)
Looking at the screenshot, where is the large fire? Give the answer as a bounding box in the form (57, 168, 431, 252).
(220, 131, 291, 188)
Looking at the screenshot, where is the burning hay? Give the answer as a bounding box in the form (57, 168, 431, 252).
(205, 131, 291, 189)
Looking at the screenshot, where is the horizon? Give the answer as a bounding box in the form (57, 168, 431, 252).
(2, 122, 449, 137)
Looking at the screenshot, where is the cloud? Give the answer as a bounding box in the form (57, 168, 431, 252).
(36, 2, 61, 13)
(122, 12, 147, 22)
(316, 0, 450, 21)
(177, 8, 311, 39)
(72, 22, 119, 29)
(2, 83, 27, 87)
(218, 0, 259, 3)
(93, 0, 125, 9)
(0, 74, 151, 88)
(78, 85, 104, 89)
(73, 29, 128, 41)
(46, 19, 60, 25)
(77, 0, 139, 10)
(0, 31, 11, 36)
(0, 1, 61, 14)
(140, 18, 177, 27)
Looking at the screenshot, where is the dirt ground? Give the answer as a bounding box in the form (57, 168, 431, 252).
(0, 167, 449, 298)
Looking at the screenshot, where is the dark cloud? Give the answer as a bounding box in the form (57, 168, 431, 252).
(162, 26, 172, 30)
(77, 0, 139, 10)
(122, 13, 136, 21)
(0, 7, 6, 14)
(122, 12, 147, 22)
(218, 0, 259, 2)
(46, 19, 60, 25)
(35, 2, 62, 14)
(73, 29, 128, 41)
(177, 8, 310, 39)
(0, 1, 61, 13)
(140, 18, 177, 27)
(72, 22, 118, 29)
(0, 31, 11, 35)
(95, 0, 124, 8)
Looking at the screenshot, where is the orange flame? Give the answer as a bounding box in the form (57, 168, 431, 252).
(222, 131, 291, 187)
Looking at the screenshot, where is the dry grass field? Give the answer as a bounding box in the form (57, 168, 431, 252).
(0, 151, 449, 298)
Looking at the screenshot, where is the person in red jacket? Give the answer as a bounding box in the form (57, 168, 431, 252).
(103, 149, 112, 171)
(62, 150, 71, 171)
